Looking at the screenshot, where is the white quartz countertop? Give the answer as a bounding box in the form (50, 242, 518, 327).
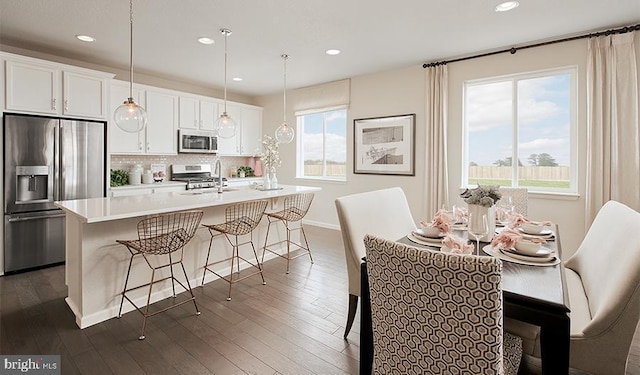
(109, 180, 187, 190)
(55, 184, 321, 223)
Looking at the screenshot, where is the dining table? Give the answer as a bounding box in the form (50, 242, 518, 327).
(359, 224, 570, 375)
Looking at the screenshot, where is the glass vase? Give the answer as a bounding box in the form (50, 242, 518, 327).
(263, 169, 271, 189)
(269, 166, 278, 189)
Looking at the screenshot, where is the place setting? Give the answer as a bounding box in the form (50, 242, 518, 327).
(410, 209, 476, 254)
(483, 227, 560, 266)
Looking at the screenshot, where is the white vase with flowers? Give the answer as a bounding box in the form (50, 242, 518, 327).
(259, 135, 281, 190)
(460, 185, 502, 242)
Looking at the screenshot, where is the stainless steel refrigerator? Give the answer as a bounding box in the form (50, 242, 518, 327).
(3, 113, 105, 273)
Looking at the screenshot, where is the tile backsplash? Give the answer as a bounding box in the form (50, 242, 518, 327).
(110, 155, 256, 179)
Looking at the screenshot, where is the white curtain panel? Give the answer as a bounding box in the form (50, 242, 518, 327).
(586, 32, 640, 228)
(424, 65, 449, 216)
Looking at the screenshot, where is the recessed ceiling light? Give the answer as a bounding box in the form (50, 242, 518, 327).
(75, 35, 96, 42)
(325, 49, 341, 56)
(495, 1, 519, 12)
(232, 77, 243, 82)
(197, 37, 215, 45)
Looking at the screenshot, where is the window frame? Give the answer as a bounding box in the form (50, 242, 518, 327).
(462, 66, 578, 194)
(295, 106, 348, 182)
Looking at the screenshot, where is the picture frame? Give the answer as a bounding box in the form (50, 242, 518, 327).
(353, 114, 416, 175)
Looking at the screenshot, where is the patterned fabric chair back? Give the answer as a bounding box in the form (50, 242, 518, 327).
(364, 234, 508, 374)
(498, 187, 528, 216)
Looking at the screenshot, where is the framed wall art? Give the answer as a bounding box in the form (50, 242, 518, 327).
(353, 114, 415, 175)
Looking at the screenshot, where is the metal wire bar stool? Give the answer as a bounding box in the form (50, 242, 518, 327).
(201, 200, 268, 301)
(116, 210, 204, 340)
(261, 193, 314, 274)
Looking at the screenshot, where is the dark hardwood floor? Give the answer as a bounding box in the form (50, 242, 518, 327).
(0, 225, 638, 374)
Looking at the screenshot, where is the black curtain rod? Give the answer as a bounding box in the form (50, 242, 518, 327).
(423, 23, 640, 68)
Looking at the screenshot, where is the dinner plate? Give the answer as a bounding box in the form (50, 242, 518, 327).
(482, 245, 560, 267)
(517, 227, 553, 236)
(412, 229, 445, 240)
(407, 233, 444, 247)
(502, 246, 553, 258)
(499, 249, 557, 264)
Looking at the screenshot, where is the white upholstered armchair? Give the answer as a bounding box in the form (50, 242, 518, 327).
(335, 187, 417, 338)
(560, 200, 640, 374)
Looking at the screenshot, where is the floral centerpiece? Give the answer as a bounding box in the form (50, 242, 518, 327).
(460, 185, 502, 242)
(258, 135, 281, 188)
(259, 135, 281, 170)
(460, 185, 502, 207)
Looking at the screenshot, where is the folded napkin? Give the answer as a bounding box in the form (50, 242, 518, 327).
(492, 228, 548, 250)
(442, 235, 474, 254)
(491, 228, 523, 250)
(421, 209, 452, 234)
(510, 214, 553, 228)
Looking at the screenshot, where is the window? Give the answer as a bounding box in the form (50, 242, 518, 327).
(463, 68, 576, 193)
(296, 108, 347, 180)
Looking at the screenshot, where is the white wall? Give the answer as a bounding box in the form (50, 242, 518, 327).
(258, 65, 429, 230)
(259, 32, 640, 258)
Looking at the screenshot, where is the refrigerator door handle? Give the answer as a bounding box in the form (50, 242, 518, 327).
(8, 213, 67, 222)
(54, 123, 61, 201)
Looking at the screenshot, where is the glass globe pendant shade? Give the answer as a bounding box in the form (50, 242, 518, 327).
(215, 112, 237, 139)
(275, 122, 294, 144)
(114, 98, 147, 133)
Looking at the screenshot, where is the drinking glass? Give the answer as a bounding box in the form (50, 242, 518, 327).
(498, 196, 515, 227)
(469, 213, 489, 255)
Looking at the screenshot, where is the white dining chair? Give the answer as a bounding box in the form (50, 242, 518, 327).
(335, 187, 417, 338)
(554, 200, 640, 374)
(364, 234, 522, 374)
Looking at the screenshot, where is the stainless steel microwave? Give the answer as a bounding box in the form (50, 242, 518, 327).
(178, 129, 218, 154)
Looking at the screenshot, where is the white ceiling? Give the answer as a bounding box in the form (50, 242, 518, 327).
(1, 0, 639, 97)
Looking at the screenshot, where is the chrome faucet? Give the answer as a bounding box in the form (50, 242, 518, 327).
(215, 159, 223, 194)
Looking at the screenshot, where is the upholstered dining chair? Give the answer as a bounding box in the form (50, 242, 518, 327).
(498, 187, 528, 216)
(363, 234, 522, 375)
(335, 187, 417, 339)
(552, 200, 640, 374)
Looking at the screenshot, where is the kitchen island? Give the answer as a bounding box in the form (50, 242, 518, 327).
(55, 185, 321, 329)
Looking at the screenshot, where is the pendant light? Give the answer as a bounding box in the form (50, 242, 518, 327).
(275, 54, 295, 144)
(114, 0, 147, 133)
(214, 28, 238, 139)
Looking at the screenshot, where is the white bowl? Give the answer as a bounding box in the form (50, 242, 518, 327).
(514, 240, 542, 256)
(520, 222, 545, 234)
(419, 222, 442, 237)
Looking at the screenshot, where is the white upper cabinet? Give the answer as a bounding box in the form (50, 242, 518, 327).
(4, 55, 111, 119)
(63, 71, 108, 118)
(178, 96, 219, 131)
(199, 99, 218, 131)
(240, 107, 262, 156)
(145, 90, 178, 154)
(109, 81, 177, 155)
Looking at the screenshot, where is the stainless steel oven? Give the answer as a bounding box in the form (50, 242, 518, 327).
(178, 129, 218, 154)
